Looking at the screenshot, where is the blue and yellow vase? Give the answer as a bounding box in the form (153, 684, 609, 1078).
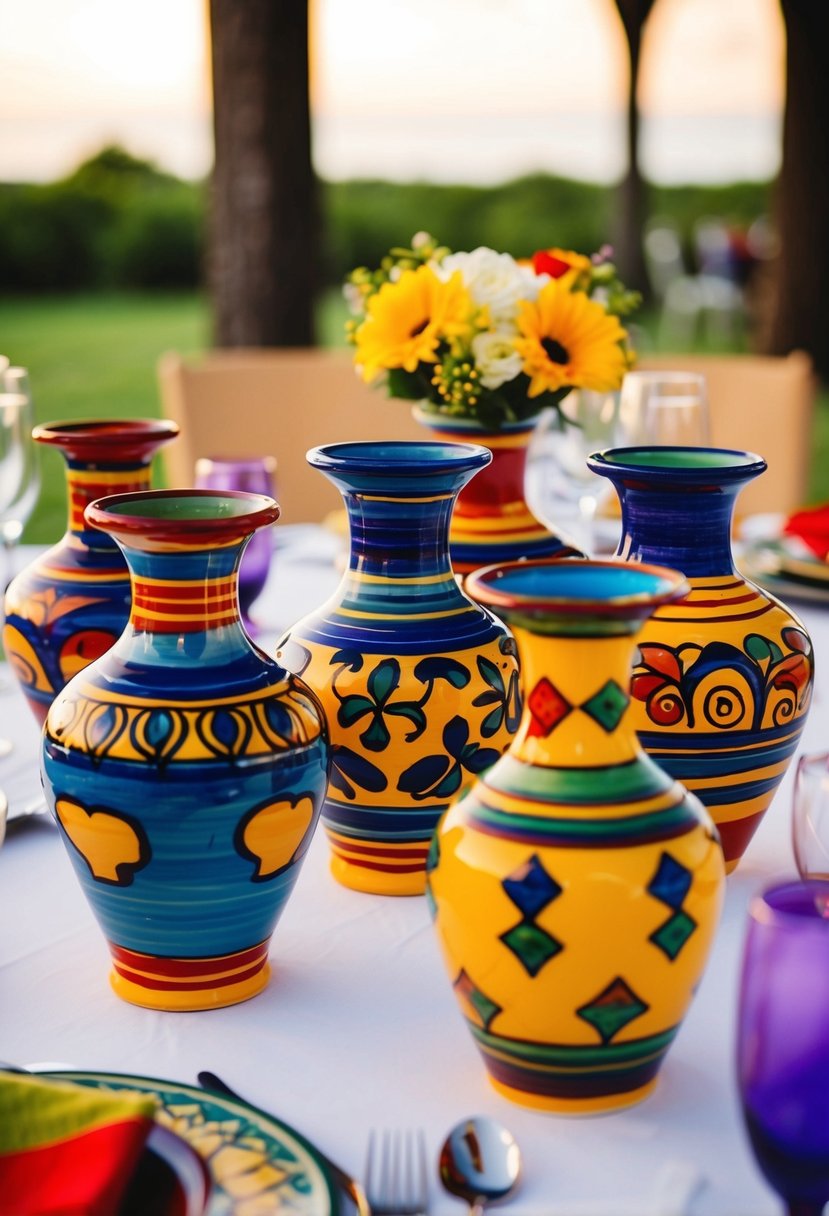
(4, 419, 179, 723)
(587, 447, 814, 872)
(427, 559, 725, 1113)
(41, 489, 329, 1011)
(277, 441, 521, 896)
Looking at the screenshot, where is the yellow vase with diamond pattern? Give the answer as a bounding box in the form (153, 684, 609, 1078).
(427, 559, 725, 1113)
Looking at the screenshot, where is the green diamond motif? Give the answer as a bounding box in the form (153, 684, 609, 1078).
(650, 910, 697, 960)
(581, 679, 629, 733)
(454, 969, 502, 1031)
(500, 922, 563, 976)
(577, 977, 649, 1044)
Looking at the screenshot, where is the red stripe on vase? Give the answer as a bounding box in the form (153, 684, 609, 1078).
(109, 940, 268, 978)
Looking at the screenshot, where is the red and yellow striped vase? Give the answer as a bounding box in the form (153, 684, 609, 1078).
(587, 446, 814, 872)
(413, 408, 581, 576)
(4, 419, 178, 723)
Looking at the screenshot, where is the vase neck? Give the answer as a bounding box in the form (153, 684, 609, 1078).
(118, 542, 252, 661)
(419, 415, 532, 519)
(614, 482, 737, 576)
(64, 460, 153, 546)
(510, 622, 641, 768)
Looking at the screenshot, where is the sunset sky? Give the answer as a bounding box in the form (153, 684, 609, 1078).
(0, 0, 785, 185)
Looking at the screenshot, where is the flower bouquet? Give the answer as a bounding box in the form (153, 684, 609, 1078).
(344, 233, 639, 431)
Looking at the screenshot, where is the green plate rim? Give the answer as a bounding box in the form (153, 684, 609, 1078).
(42, 1068, 342, 1216)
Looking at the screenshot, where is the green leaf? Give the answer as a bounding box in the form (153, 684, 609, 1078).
(414, 657, 470, 689)
(337, 696, 374, 728)
(744, 634, 773, 662)
(368, 658, 401, 705)
(476, 654, 505, 696)
(386, 368, 425, 400)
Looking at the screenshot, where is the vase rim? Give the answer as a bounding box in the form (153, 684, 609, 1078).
(306, 440, 492, 475)
(467, 557, 689, 619)
(586, 445, 767, 481)
(33, 418, 180, 461)
(412, 405, 537, 436)
(85, 488, 280, 545)
(751, 879, 829, 930)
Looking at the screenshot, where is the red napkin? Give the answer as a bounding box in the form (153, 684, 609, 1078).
(0, 1071, 157, 1215)
(783, 503, 829, 560)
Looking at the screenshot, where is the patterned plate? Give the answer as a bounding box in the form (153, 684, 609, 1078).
(738, 515, 829, 603)
(45, 1071, 348, 1216)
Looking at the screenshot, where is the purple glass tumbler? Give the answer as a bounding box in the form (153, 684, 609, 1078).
(194, 456, 276, 636)
(737, 879, 829, 1216)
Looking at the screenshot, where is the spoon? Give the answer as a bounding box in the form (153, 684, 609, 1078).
(439, 1116, 521, 1214)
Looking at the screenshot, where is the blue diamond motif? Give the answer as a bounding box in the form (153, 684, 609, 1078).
(503, 854, 562, 918)
(648, 852, 692, 911)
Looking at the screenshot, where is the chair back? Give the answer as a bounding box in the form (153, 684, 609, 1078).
(157, 348, 422, 523)
(636, 351, 815, 519)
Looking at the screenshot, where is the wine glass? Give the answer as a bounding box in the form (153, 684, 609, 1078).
(618, 370, 711, 447)
(792, 753, 829, 895)
(737, 879, 829, 1215)
(194, 456, 277, 637)
(0, 367, 40, 587)
(0, 370, 40, 761)
(526, 387, 626, 554)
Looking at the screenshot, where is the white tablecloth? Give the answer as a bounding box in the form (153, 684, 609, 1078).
(0, 529, 825, 1216)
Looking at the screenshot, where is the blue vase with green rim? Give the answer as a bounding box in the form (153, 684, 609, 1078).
(587, 444, 814, 873)
(276, 439, 521, 896)
(427, 557, 725, 1112)
(40, 488, 330, 1012)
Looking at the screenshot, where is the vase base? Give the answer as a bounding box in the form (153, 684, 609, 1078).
(107, 940, 272, 1011)
(329, 854, 427, 896)
(489, 1074, 657, 1115)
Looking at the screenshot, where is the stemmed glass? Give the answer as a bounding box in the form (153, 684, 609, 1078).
(0, 367, 40, 587)
(194, 456, 277, 638)
(0, 368, 40, 764)
(618, 370, 711, 448)
(526, 387, 626, 554)
(792, 753, 829, 892)
(737, 879, 829, 1215)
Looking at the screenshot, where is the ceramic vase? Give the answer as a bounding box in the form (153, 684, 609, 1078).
(4, 418, 179, 723)
(587, 446, 814, 872)
(427, 558, 725, 1113)
(413, 407, 581, 576)
(277, 440, 521, 896)
(41, 489, 329, 1011)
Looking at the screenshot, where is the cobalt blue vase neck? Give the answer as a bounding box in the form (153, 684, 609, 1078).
(309, 440, 490, 606)
(587, 446, 767, 577)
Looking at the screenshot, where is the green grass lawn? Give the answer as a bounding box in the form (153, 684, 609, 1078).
(1, 290, 827, 543)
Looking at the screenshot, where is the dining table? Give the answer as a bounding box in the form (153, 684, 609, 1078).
(0, 521, 824, 1216)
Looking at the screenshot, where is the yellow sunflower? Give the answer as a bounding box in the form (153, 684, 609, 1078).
(354, 265, 474, 383)
(514, 279, 628, 398)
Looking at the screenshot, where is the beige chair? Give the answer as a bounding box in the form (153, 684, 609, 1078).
(636, 351, 816, 519)
(157, 348, 423, 523)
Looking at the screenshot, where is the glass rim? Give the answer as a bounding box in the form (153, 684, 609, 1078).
(195, 454, 278, 475)
(750, 878, 829, 927)
(621, 370, 708, 386)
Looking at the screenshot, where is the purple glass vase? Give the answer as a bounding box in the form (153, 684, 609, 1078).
(737, 879, 829, 1216)
(195, 457, 276, 636)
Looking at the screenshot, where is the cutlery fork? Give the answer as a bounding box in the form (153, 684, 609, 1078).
(364, 1128, 429, 1216)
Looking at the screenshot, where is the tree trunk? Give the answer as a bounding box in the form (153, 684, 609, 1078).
(766, 2, 829, 377)
(612, 0, 655, 296)
(209, 0, 317, 347)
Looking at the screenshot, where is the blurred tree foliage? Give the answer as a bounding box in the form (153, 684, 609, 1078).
(0, 143, 770, 295)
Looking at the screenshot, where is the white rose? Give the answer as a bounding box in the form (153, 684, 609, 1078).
(472, 329, 524, 390)
(436, 248, 541, 323)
